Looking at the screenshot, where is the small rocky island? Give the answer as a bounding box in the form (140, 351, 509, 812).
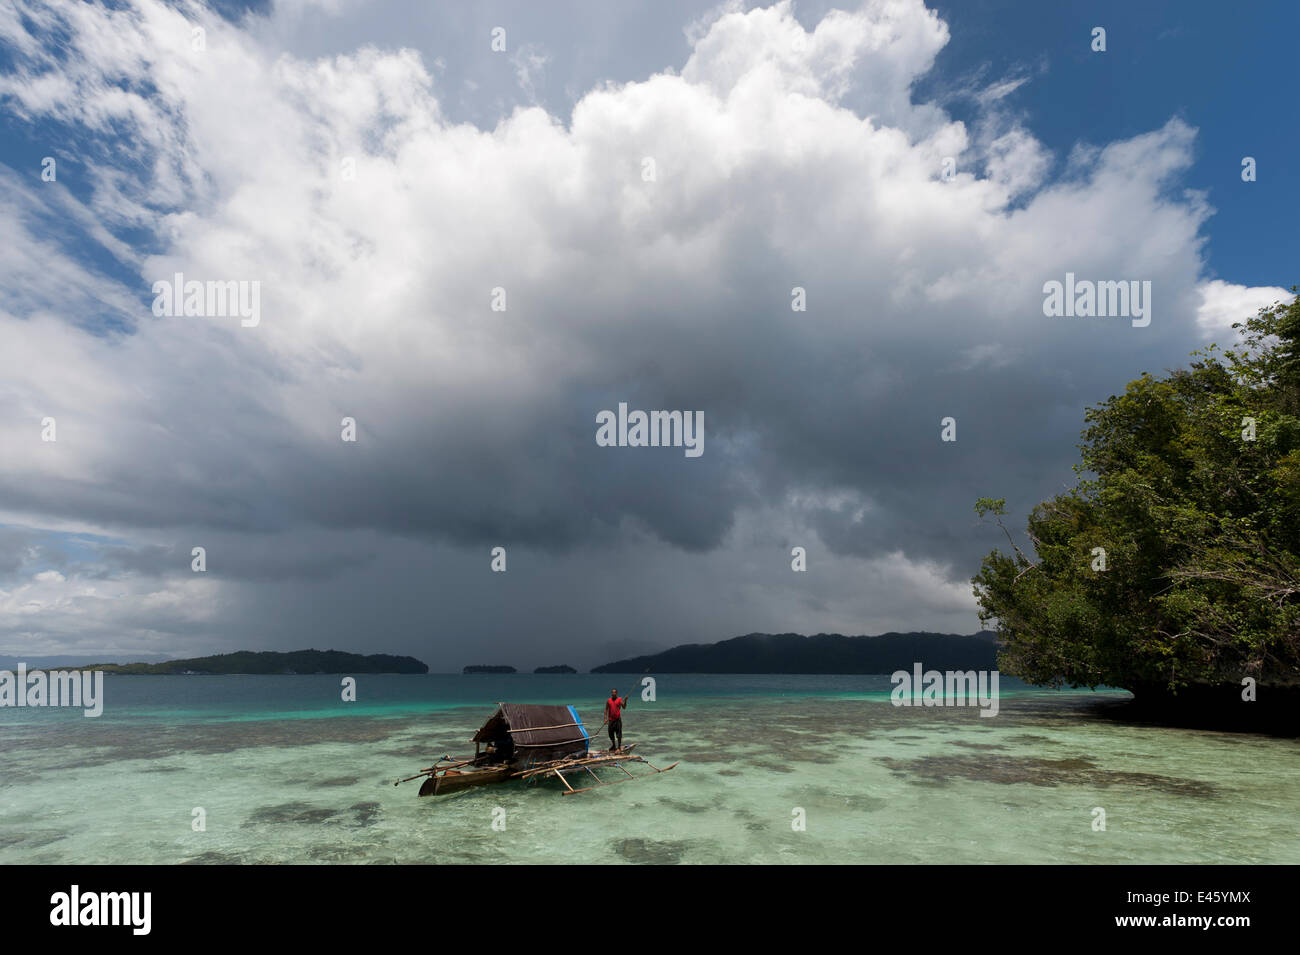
(462, 665, 517, 674)
(533, 664, 577, 674)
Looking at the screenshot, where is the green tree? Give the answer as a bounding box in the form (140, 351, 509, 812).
(973, 289, 1300, 697)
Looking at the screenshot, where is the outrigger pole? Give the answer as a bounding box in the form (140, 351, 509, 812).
(510, 748, 678, 795)
(395, 755, 471, 786)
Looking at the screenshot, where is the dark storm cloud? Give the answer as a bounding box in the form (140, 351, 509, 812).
(0, 0, 1282, 658)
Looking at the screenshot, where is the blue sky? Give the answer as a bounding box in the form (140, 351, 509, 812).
(917, 0, 1297, 288)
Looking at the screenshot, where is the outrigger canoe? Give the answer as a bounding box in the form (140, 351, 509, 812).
(396, 702, 677, 796)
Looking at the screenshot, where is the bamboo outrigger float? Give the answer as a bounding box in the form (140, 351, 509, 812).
(396, 702, 677, 797)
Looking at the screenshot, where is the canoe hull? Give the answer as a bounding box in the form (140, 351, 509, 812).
(418, 764, 513, 796)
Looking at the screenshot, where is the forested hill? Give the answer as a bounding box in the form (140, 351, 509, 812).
(85, 649, 429, 674)
(592, 631, 998, 673)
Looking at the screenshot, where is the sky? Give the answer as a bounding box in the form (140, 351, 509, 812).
(0, 0, 1295, 670)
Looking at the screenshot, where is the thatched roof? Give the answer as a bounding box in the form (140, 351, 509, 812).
(472, 703, 590, 765)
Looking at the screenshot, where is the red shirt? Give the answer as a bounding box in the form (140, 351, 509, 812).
(605, 696, 627, 720)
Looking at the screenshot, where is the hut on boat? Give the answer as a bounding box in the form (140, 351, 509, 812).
(471, 703, 590, 768)
(402, 701, 676, 797)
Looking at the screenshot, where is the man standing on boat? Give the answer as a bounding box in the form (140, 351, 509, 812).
(604, 689, 629, 752)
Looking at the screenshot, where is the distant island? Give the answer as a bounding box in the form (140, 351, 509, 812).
(534, 664, 577, 674)
(463, 665, 516, 674)
(592, 631, 998, 673)
(84, 649, 428, 675)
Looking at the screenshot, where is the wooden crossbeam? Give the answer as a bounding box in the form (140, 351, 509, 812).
(511, 752, 647, 779)
(558, 758, 679, 794)
(561, 775, 640, 795)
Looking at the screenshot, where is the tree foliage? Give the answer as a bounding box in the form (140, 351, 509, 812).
(973, 289, 1300, 694)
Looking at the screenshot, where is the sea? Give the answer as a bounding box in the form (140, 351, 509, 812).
(2, 673, 1297, 865)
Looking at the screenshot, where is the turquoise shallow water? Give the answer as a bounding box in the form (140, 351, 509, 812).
(1, 674, 1296, 864)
